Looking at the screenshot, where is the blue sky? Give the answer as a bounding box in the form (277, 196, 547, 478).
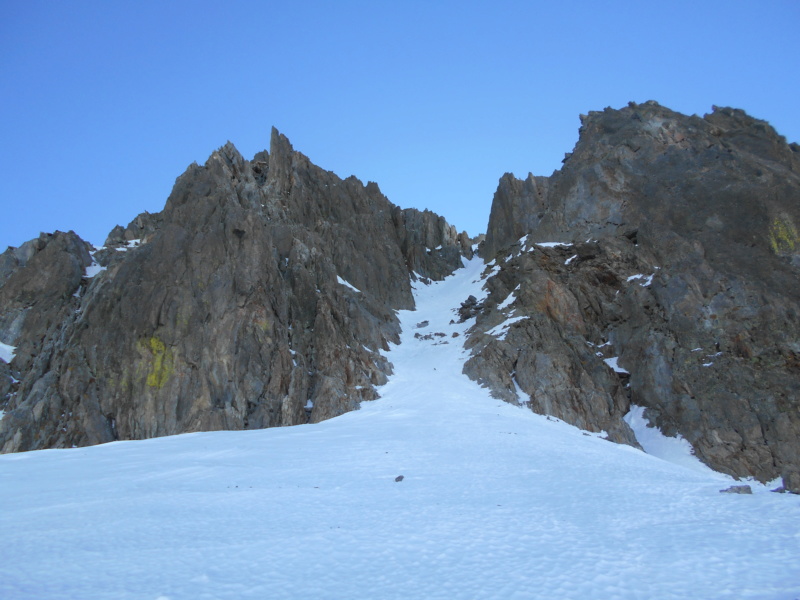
(2, 1, 799, 248)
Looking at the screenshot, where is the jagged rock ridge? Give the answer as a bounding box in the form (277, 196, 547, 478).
(467, 101, 800, 491)
(2, 103, 799, 495)
(0, 128, 472, 451)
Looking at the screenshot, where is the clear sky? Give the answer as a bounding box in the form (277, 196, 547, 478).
(2, 1, 799, 248)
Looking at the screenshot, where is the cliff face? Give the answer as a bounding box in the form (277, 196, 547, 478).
(2, 103, 799, 493)
(470, 102, 800, 491)
(0, 128, 471, 451)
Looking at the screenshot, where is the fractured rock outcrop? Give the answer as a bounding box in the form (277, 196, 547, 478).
(471, 101, 800, 491)
(0, 128, 471, 452)
(2, 101, 799, 495)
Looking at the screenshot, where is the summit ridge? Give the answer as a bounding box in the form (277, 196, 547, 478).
(1, 102, 799, 492)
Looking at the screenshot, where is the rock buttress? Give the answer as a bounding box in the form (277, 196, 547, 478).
(473, 101, 800, 491)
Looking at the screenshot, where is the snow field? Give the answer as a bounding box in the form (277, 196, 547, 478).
(0, 257, 798, 599)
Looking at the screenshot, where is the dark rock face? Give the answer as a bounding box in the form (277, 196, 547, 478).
(3, 102, 799, 495)
(463, 238, 642, 447)
(0, 128, 471, 452)
(0, 232, 92, 372)
(472, 101, 800, 491)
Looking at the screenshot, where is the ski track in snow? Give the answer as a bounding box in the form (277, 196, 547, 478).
(1, 257, 799, 599)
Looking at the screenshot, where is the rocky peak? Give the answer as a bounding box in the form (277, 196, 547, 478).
(265, 126, 293, 199)
(0, 129, 472, 453)
(2, 104, 798, 494)
(0, 231, 91, 371)
(471, 102, 800, 492)
(484, 101, 800, 274)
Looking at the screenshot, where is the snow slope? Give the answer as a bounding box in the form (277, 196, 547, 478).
(1, 257, 798, 600)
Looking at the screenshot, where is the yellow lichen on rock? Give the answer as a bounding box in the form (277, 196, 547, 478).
(140, 336, 174, 389)
(769, 216, 799, 254)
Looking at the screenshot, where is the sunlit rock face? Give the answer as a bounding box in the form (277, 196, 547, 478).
(472, 101, 800, 491)
(0, 128, 471, 452)
(2, 102, 799, 494)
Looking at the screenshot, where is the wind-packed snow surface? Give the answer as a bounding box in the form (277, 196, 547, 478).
(1, 257, 799, 599)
